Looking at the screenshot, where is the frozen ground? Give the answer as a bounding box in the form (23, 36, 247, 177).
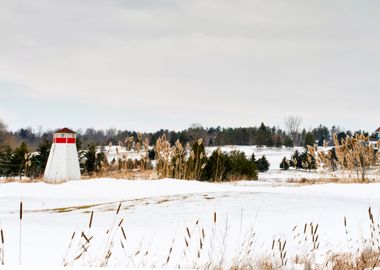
(0, 178, 380, 268)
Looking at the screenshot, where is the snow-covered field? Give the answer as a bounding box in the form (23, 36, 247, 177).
(1, 178, 380, 268)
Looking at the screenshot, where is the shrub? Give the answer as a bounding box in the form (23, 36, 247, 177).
(280, 157, 289, 170)
(202, 148, 231, 181)
(290, 150, 316, 171)
(256, 155, 270, 172)
(0, 145, 13, 177)
(82, 144, 107, 175)
(227, 150, 258, 180)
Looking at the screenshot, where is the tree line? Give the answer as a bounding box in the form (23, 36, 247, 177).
(1, 117, 375, 151)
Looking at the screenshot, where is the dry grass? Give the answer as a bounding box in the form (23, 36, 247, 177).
(309, 134, 380, 182)
(3, 201, 380, 269)
(81, 169, 156, 180)
(286, 177, 374, 185)
(58, 205, 380, 269)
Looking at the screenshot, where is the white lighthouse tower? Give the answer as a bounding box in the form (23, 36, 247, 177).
(44, 128, 81, 183)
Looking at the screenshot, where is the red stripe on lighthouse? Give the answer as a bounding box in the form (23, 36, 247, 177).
(55, 138, 67, 143)
(54, 138, 76, 144)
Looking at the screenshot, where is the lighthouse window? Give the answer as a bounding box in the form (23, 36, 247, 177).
(61, 134, 64, 137)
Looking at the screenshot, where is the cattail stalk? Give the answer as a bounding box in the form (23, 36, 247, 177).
(19, 201, 23, 265)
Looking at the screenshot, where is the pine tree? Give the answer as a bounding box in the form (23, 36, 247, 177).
(0, 145, 13, 177)
(304, 132, 315, 148)
(28, 136, 52, 178)
(280, 157, 290, 170)
(256, 123, 270, 148)
(12, 142, 29, 178)
(84, 144, 97, 174)
(284, 136, 293, 148)
(256, 155, 270, 172)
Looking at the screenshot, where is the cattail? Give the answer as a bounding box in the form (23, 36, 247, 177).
(19, 202, 23, 220)
(282, 240, 286, 251)
(74, 253, 83, 261)
(81, 232, 90, 243)
(118, 218, 124, 227)
(314, 224, 319, 234)
(1, 229, 4, 244)
(214, 212, 217, 224)
(120, 227, 127, 240)
(116, 203, 122, 215)
(88, 211, 94, 229)
(186, 227, 191, 238)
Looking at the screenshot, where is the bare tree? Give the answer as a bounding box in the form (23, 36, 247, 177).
(284, 116, 302, 146)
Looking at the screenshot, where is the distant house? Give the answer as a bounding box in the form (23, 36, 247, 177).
(376, 127, 380, 140)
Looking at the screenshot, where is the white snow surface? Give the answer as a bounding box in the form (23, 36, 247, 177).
(0, 178, 380, 268)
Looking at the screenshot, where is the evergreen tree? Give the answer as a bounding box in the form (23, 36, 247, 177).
(28, 136, 51, 177)
(284, 136, 293, 148)
(304, 132, 315, 148)
(12, 142, 29, 178)
(0, 145, 13, 177)
(280, 157, 290, 170)
(275, 135, 283, 148)
(291, 150, 302, 170)
(256, 155, 270, 172)
(256, 123, 270, 148)
(84, 145, 96, 173)
(202, 149, 231, 181)
(228, 151, 258, 180)
(208, 138, 214, 146)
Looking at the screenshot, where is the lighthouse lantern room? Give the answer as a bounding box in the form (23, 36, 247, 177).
(43, 128, 81, 183)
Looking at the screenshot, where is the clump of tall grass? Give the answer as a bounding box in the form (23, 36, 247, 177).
(309, 134, 380, 182)
(155, 136, 258, 181)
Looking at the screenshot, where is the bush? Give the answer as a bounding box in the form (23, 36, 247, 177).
(202, 149, 231, 181)
(0, 145, 13, 177)
(256, 155, 270, 172)
(227, 150, 258, 180)
(202, 150, 258, 181)
(81, 144, 107, 175)
(290, 150, 316, 171)
(280, 157, 289, 170)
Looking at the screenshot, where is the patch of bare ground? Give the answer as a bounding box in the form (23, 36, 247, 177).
(286, 177, 376, 185)
(81, 169, 157, 180)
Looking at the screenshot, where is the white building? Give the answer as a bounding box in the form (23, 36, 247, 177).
(43, 128, 81, 183)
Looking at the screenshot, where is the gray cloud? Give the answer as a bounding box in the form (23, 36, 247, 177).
(0, 0, 379, 131)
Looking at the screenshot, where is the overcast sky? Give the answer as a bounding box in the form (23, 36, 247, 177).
(0, 0, 379, 132)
